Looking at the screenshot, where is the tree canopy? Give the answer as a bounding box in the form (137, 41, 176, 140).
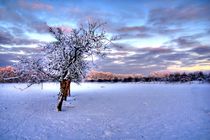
(15, 21, 110, 85)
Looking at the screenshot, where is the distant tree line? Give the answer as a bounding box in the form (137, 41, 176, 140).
(85, 71, 210, 83)
(0, 67, 210, 83)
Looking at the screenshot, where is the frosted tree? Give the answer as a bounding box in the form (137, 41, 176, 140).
(16, 21, 110, 111)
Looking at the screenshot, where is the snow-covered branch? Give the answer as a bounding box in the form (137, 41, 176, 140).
(15, 21, 111, 84)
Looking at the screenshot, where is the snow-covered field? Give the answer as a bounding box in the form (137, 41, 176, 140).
(0, 83, 210, 140)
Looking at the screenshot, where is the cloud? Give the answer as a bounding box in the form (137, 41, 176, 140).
(0, 53, 19, 66)
(155, 26, 183, 35)
(157, 53, 189, 61)
(0, 46, 41, 54)
(190, 45, 210, 55)
(117, 26, 150, 33)
(29, 21, 49, 33)
(18, 0, 53, 11)
(166, 32, 209, 49)
(143, 47, 173, 55)
(114, 24, 184, 40)
(0, 1, 50, 48)
(65, 1, 145, 25)
(52, 25, 72, 33)
(0, 45, 42, 66)
(0, 1, 49, 34)
(98, 40, 210, 74)
(0, 7, 22, 23)
(96, 54, 170, 74)
(96, 43, 178, 74)
(114, 25, 152, 39)
(148, 4, 210, 25)
(0, 29, 13, 45)
(170, 36, 200, 48)
(0, 28, 43, 45)
(67, 7, 114, 25)
(116, 33, 153, 40)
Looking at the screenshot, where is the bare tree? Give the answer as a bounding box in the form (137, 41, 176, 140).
(16, 21, 110, 111)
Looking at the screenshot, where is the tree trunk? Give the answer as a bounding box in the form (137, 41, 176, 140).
(57, 80, 71, 111)
(63, 80, 71, 101)
(68, 80, 71, 96)
(57, 92, 64, 111)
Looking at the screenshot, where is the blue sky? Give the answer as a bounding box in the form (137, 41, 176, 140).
(0, 0, 210, 75)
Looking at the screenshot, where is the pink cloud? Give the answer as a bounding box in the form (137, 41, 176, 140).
(19, 0, 53, 11)
(59, 25, 72, 33)
(31, 3, 53, 11)
(51, 25, 72, 33)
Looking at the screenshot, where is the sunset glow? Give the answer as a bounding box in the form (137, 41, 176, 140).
(167, 64, 210, 72)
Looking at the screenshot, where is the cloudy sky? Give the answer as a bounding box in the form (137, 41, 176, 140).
(0, 0, 210, 75)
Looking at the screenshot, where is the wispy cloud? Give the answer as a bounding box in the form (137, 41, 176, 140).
(18, 0, 53, 11)
(148, 4, 210, 25)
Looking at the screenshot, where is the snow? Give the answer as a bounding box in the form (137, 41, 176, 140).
(0, 83, 210, 140)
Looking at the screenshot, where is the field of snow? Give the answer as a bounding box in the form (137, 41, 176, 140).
(0, 83, 210, 140)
